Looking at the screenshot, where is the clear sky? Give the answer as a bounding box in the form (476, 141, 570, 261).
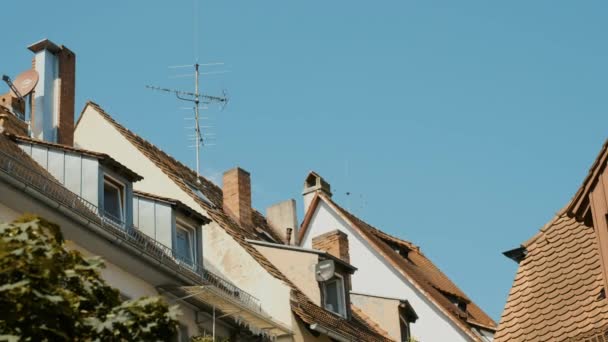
(4, 0, 608, 321)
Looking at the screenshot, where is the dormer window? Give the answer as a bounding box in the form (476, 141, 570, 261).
(175, 221, 196, 266)
(322, 274, 347, 317)
(103, 176, 125, 225)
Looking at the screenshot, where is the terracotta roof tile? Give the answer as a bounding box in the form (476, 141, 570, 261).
(83, 101, 390, 341)
(495, 214, 608, 342)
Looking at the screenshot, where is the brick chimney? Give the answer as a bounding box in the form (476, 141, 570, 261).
(312, 230, 350, 264)
(28, 39, 75, 146)
(223, 167, 253, 227)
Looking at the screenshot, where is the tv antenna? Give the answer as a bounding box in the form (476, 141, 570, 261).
(146, 63, 228, 183)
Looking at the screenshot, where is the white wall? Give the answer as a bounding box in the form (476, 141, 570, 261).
(0, 201, 20, 222)
(301, 200, 473, 342)
(75, 105, 295, 331)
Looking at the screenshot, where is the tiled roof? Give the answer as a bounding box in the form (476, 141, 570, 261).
(300, 193, 496, 340)
(8, 133, 143, 182)
(82, 101, 390, 341)
(291, 291, 393, 342)
(495, 213, 608, 342)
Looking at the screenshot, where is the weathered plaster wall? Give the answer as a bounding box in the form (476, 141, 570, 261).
(203, 222, 293, 328)
(300, 200, 473, 342)
(0, 201, 20, 222)
(75, 106, 295, 331)
(253, 245, 321, 306)
(350, 293, 401, 341)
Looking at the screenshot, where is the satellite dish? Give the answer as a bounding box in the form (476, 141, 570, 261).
(10, 69, 39, 98)
(315, 259, 335, 282)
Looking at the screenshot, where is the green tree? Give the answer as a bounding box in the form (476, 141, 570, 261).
(0, 215, 180, 341)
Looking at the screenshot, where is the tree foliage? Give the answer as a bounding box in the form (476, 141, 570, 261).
(0, 215, 179, 341)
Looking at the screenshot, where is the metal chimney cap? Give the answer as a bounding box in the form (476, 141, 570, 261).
(28, 39, 61, 53)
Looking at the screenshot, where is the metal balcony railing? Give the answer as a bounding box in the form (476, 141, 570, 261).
(0, 149, 262, 313)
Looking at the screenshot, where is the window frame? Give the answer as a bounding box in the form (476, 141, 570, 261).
(321, 274, 347, 317)
(175, 219, 197, 266)
(103, 175, 126, 224)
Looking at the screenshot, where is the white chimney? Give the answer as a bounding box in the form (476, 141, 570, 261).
(266, 199, 298, 244)
(302, 171, 332, 214)
(28, 39, 75, 145)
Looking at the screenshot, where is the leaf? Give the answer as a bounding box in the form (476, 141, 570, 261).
(0, 279, 30, 292)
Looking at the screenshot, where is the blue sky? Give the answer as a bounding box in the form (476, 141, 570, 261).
(4, 1, 608, 320)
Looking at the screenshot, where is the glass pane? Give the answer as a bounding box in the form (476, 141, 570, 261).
(324, 280, 340, 314)
(176, 229, 192, 264)
(104, 182, 122, 221)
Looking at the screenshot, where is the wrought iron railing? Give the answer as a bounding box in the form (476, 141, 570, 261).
(0, 149, 262, 313)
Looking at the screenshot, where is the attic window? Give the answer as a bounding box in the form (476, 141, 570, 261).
(103, 176, 125, 225)
(321, 274, 347, 317)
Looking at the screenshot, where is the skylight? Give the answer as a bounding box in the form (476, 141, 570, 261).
(186, 182, 214, 207)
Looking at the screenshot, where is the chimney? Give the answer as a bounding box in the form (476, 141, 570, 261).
(223, 167, 252, 227)
(303, 171, 332, 213)
(312, 230, 350, 264)
(285, 228, 293, 245)
(266, 199, 298, 245)
(28, 39, 75, 146)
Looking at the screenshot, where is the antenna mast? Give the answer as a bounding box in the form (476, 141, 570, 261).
(146, 63, 228, 184)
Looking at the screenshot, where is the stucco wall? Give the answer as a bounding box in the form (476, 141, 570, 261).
(75, 106, 295, 331)
(301, 200, 473, 342)
(253, 245, 321, 306)
(350, 293, 401, 341)
(0, 201, 20, 222)
(203, 222, 293, 328)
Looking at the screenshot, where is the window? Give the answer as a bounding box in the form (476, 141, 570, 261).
(322, 274, 347, 317)
(175, 223, 195, 266)
(103, 176, 125, 224)
(400, 315, 411, 342)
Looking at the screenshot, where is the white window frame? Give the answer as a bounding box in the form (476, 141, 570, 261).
(103, 175, 126, 224)
(321, 274, 347, 317)
(175, 219, 197, 266)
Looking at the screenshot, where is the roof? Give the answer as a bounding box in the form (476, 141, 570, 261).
(495, 138, 608, 342)
(494, 213, 608, 341)
(81, 101, 391, 341)
(291, 291, 393, 342)
(133, 190, 210, 225)
(567, 138, 608, 220)
(300, 193, 497, 339)
(9, 134, 143, 182)
(246, 239, 358, 272)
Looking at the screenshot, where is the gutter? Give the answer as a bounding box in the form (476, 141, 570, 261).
(0, 169, 200, 286)
(309, 323, 351, 342)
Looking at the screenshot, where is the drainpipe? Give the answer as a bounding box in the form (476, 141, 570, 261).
(309, 323, 351, 342)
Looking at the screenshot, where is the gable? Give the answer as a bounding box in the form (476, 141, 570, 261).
(300, 198, 483, 342)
